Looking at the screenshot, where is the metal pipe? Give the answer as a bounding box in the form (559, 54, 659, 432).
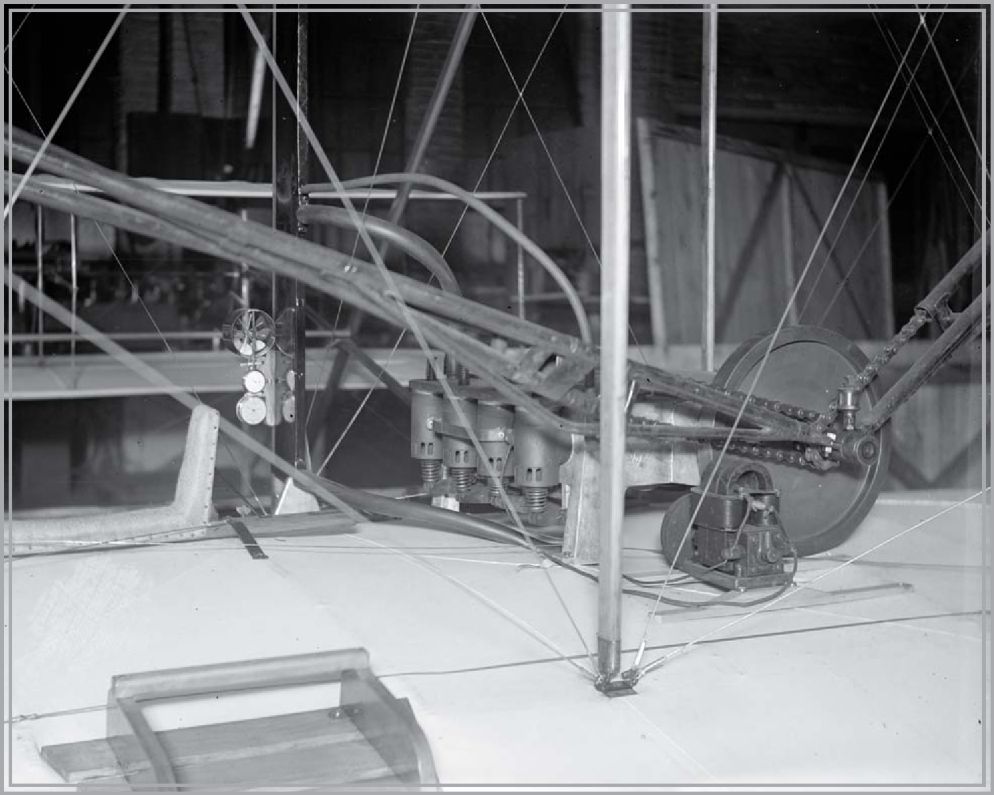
(69, 213, 78, 370)
(332, 173, 592, 343)
(5, 176, 588, 442)
(4, 175, 406, 342)
(246, 40, 267, 150)
(516, 196, 526, 320)
(239, 207, 251, 307)
(864, 290, 988, 430)
(915, 237, 987, 318)
(271, 8, 309, 472)
(781, 169, 798, 325)
(9, 330, 348, 343)
(701, 3, 718, 371)
(35, 204, 44, 357)
(4, 157, 834, 448)
(8, 179, 830, 448)
(297, 204, 461, 294)
(31, 175, 526, 201)
(3, 145, 583, 356)
(596, 3, 631, 681)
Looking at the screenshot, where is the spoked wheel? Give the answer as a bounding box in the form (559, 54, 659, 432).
(700, 325, 891, 556)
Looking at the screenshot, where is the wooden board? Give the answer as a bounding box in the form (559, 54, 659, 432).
(42, 708, 403, 788)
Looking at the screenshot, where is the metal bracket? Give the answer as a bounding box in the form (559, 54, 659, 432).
(594, 675, 638, 698)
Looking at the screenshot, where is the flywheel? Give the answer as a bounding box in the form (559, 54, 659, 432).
(698, 325, 891, 556)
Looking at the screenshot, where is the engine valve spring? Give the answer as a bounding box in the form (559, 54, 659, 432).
(420, 460, 442, 489)
(450, 467, 476, 494)
(523, 486, 548, 512)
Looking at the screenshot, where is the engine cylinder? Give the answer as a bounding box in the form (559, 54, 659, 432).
(410, 382, 443, 464)
(512, 406, 567, 490)
(476, 400, 514, 484)
(441, 395, 478, 470)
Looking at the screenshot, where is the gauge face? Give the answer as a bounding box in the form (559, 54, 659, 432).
(236, 394, 268, 426)
(242, 369, 267, 394)
(224, 309, 276, 357)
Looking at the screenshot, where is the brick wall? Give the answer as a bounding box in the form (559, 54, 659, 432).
(119, 12, 226, 118)
(404, 13, 466, 181)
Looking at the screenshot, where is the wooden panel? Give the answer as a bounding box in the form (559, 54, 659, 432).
(638, 120, 893, 345)
(42, 708, 400, 787)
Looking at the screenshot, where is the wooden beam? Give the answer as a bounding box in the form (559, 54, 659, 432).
(636, 116, 668, 355)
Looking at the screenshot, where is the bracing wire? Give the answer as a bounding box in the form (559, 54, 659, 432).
(313, 7, 581, 478)
(440, 6, 566, 258)
(3, 6, 128, 221)
(310, 11, 571, 478)
(872, 9, 988, 223)
(479, 10, 652, 367)
(341, 5, 421, 274)
(351, 532, 596, 681)
(305, 7, 431, 477)
(796, 9, 941, 324)
(628, 10, 932, 678)
(310, 6, 421, 432)
(237, 5, 600, 678)
(874, 9, 986, 220)
(2, 4, 35, 57)
(818, 47, 983, 326)
(913, 4, 991, 182)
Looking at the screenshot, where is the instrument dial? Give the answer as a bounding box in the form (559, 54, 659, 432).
(236, 394, 268, 426)
(242, 369, 267, 394)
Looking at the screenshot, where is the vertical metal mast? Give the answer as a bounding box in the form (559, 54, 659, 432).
(596, 3, 632, 684)
(701, 3, 718, 372)
(272, 8, 309, 474)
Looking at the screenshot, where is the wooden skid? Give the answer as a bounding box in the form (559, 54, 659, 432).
(42, 708, 404, 788)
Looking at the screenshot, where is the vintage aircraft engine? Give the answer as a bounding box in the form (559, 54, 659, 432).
(407, 377, 569, 525)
